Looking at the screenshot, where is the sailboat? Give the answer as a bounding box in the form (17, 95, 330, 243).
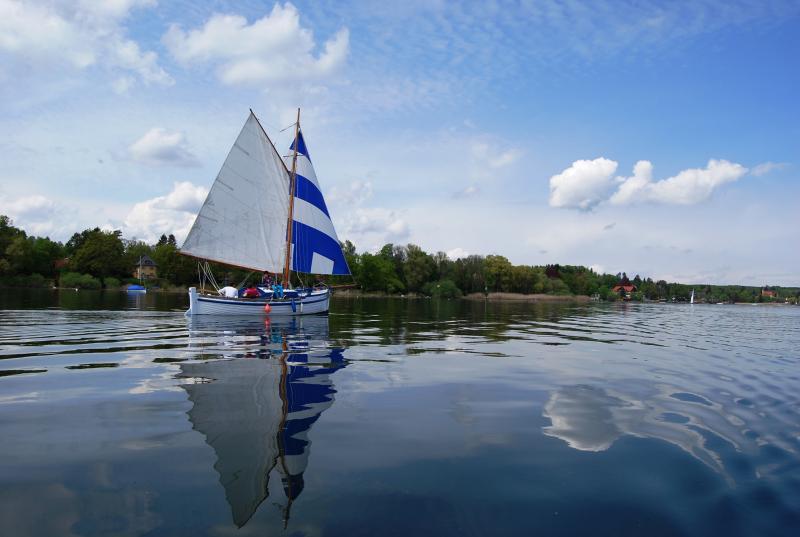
(690, 289, 695, 304)
(181, 109, 350, 315)
(127, 255, 148, 293)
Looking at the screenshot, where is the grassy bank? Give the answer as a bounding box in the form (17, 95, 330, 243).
(333, 288, 591, 302)
(465, 292, 592, 302)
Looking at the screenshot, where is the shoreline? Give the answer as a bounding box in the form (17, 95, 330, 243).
(333, 289, 592, 302)
(464, 292, 591, 302)
(2, 286, 796, 305)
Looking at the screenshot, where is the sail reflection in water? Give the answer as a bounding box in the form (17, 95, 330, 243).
(180, 315, 345, 528)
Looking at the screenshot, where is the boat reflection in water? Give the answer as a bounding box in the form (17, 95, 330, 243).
(180, 315, 345, 528)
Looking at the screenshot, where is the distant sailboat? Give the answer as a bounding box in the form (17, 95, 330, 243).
(690, 289, 695, 304)
(127, 256, 148, 293)
(181, 109, 350, 315)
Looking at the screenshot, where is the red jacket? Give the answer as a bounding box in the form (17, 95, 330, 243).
(243, 287, 259, 298)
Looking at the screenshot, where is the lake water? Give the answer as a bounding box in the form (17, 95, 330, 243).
(1, 290, 799, 537)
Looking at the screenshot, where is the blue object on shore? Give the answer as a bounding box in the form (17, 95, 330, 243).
(127, 284, 146, 292)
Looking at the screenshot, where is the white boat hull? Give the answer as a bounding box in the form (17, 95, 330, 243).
(187, 287, 329, 316)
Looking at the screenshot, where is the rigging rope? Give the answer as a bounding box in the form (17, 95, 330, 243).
(236, 271, 254, 290)
(197, 261, 221, 293)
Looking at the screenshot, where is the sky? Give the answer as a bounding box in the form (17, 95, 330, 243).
(0, 0, 798, 285)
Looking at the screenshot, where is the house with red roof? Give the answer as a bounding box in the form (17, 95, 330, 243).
(612, 283, 637, 294)
(612, 274, 637, 300)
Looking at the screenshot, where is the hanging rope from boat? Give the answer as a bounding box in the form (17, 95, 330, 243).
(236, 272, 254, 290)
(198, 261, 222, 293)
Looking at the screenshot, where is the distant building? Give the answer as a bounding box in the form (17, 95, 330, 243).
(761, 286, 777, 298)
(612, 283, 637, 293)
(134, 255, 157, 280)
(612, 282, 637, 300)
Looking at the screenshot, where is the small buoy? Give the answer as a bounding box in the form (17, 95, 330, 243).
(263, 303, 271, 314)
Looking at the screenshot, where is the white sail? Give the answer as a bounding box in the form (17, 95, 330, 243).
(181, 112, 290, 272)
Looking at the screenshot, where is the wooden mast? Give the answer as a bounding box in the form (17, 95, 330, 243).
(283, 108, 301, 287)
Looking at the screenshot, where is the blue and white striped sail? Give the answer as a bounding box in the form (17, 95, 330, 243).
(285, 131, 350, 275)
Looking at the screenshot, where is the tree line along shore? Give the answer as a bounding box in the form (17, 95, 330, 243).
(1, 215, 797, 304)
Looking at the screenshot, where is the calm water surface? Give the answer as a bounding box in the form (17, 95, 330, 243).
(1, 289, 799, 536)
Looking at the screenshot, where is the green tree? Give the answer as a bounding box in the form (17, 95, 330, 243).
(61, 272, 101, 289)
(378, 243, 407, 287)
(422, 279, 463, 298)
(5, 236, 33, 274)
(452, 255, 486, 294)
(70, 229, 127, 277)
(0, 216, 63, 280)
(65, 227, 99, 255)
(597, 285, 614, 300)
(341, 240, 357, 270)
(403, 244, 434, 292)
(510, 265, 538, 293)
(29, 237, 64, 277)
(548, 278, 571, 295)
(152, 242, 196, 284)
(125, 239, 153, 267)
(485, 255, 513, 292)
(358, 252, 404, 292)
(0, 215, 25, 257)
(432, 251, 453, 281)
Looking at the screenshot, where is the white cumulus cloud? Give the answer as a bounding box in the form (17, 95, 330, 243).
(337, 207, 410, 250)
(446, 247, 469, 260)
(0, 193, 85, 238)
(608, 160, 653, 206)
(108, 35, 172, 86)
(610, 159, 748, 205)
(2, 195, 58, 236)
(123, 182, 208, 243)
(549, 157, 619, 210)
(163, 3, 349, 85)
(325, 176, 408, 248)
(470, 141, 521, 169)
(750, 161, 788, 177)
(128, 128, 200, 167)
(328, 180, 373, 206)
(550, 157, 749, 209)
(453, 185, 479, 199)
(0, 0, 171, 87)
(0, 0, 93, 68)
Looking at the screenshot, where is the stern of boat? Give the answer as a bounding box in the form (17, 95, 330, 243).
(187, 286, 198, 316)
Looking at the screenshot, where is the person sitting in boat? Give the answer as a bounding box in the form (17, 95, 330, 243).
(272, 283, 284, 299)
(218, 285, 238, 298)
(242, 283, 260, 298)
(262, 272, 274, 286)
